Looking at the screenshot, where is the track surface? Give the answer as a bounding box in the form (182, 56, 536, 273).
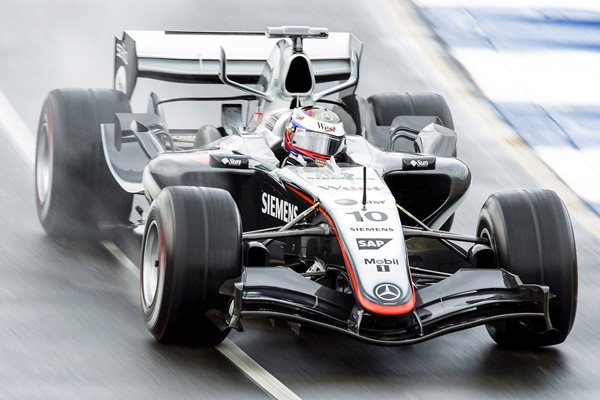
(1, 1, 599, 399)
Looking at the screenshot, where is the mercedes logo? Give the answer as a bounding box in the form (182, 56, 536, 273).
(374, 283, 402, 301)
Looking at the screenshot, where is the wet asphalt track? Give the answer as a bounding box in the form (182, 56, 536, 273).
(0, 0, 599, 399)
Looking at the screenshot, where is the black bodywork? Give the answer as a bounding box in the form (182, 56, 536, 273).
(101, 117, 551, 345)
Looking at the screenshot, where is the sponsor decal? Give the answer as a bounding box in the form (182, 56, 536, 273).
(403, 156, 436, 170)
(335, 198, 359, 206)
(356, 238, 392, 250)
(261, 193, 299, 223)
(316, 121, 336, 132)
(364, 258, 399, 265)
(209, 154, 249, 169)
(374, 283, 402, 301)
(221, 157, 241, 166)
(350, 227, 394, 232)
(116, 43, 129, 65)
(347, 211, 388, 222)
(365, 257, 399, 273)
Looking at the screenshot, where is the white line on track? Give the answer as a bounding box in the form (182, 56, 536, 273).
(101, 241, 302, 400)
(101, 240, 141, 278)
(0, 97, 301, 400)
(216, 340, 303, 400)
(0, 91, 35, 168)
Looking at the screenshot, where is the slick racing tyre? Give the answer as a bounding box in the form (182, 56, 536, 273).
(35, 88, 132, 239)
(368, 92, 454, 130)
(141, 186, 243, 345)
(477, 189, 578, 348)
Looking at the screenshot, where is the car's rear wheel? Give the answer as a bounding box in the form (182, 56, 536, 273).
(141, 186, 242, 345)
(369, 92, 455, 230)
(35, 88, 132, 239)
(477, 189, 578, 348)
(368, 92, 454, 130)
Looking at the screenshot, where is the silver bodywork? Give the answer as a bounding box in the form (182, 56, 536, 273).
(105, 26, 469, 315)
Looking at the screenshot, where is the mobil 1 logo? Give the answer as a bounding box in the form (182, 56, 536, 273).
(365, 257, 399, 272)
(356, 238, 392, 250)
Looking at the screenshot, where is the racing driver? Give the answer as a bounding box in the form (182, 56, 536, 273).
(255, 105, 347, 166)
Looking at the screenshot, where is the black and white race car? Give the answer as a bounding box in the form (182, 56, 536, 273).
(34, 26, 577, 348)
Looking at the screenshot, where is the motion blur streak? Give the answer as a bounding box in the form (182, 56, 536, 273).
(0, 93, 271, 399)
(414, 0, 600, 214)
(388, 0, 600, 238)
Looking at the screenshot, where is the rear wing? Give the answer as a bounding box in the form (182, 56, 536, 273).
(114, 29, 363, 98)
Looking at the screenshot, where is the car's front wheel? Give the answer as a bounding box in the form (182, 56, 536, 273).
(141, 186, 243, 345)
(477, 189, 578, 348)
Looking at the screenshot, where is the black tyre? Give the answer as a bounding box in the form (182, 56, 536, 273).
(35, 88, 132, 239)
(369, 93, 455, 230)
(141, 186, 243, 345)
(477, 189, 577, 348)
(368, 92, 454, 129)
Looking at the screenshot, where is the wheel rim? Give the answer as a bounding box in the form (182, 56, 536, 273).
(142, 220, 161, 308)
(479, 227, 492, 245)
(36, 116, 51, 206)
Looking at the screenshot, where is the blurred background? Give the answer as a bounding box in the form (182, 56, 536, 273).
(0, 0, 599, 399)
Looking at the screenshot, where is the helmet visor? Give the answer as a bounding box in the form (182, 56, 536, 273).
(289, 127, 345, 159)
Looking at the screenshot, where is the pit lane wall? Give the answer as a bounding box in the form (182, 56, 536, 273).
(412, 0, 600, 214)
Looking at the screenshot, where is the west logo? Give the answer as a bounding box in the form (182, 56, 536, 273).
(356, 238, 392, 250)
(316, 121, 336, 132)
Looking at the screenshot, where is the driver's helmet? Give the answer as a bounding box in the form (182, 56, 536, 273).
(284, 106, 346, 162)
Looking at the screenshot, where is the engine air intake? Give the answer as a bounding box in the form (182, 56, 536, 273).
(285, 55, 314, 95)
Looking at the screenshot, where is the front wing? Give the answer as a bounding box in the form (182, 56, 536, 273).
(217, 268, 551, 345)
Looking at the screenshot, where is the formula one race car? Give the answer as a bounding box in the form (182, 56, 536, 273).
(34, 26, 577, 348)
